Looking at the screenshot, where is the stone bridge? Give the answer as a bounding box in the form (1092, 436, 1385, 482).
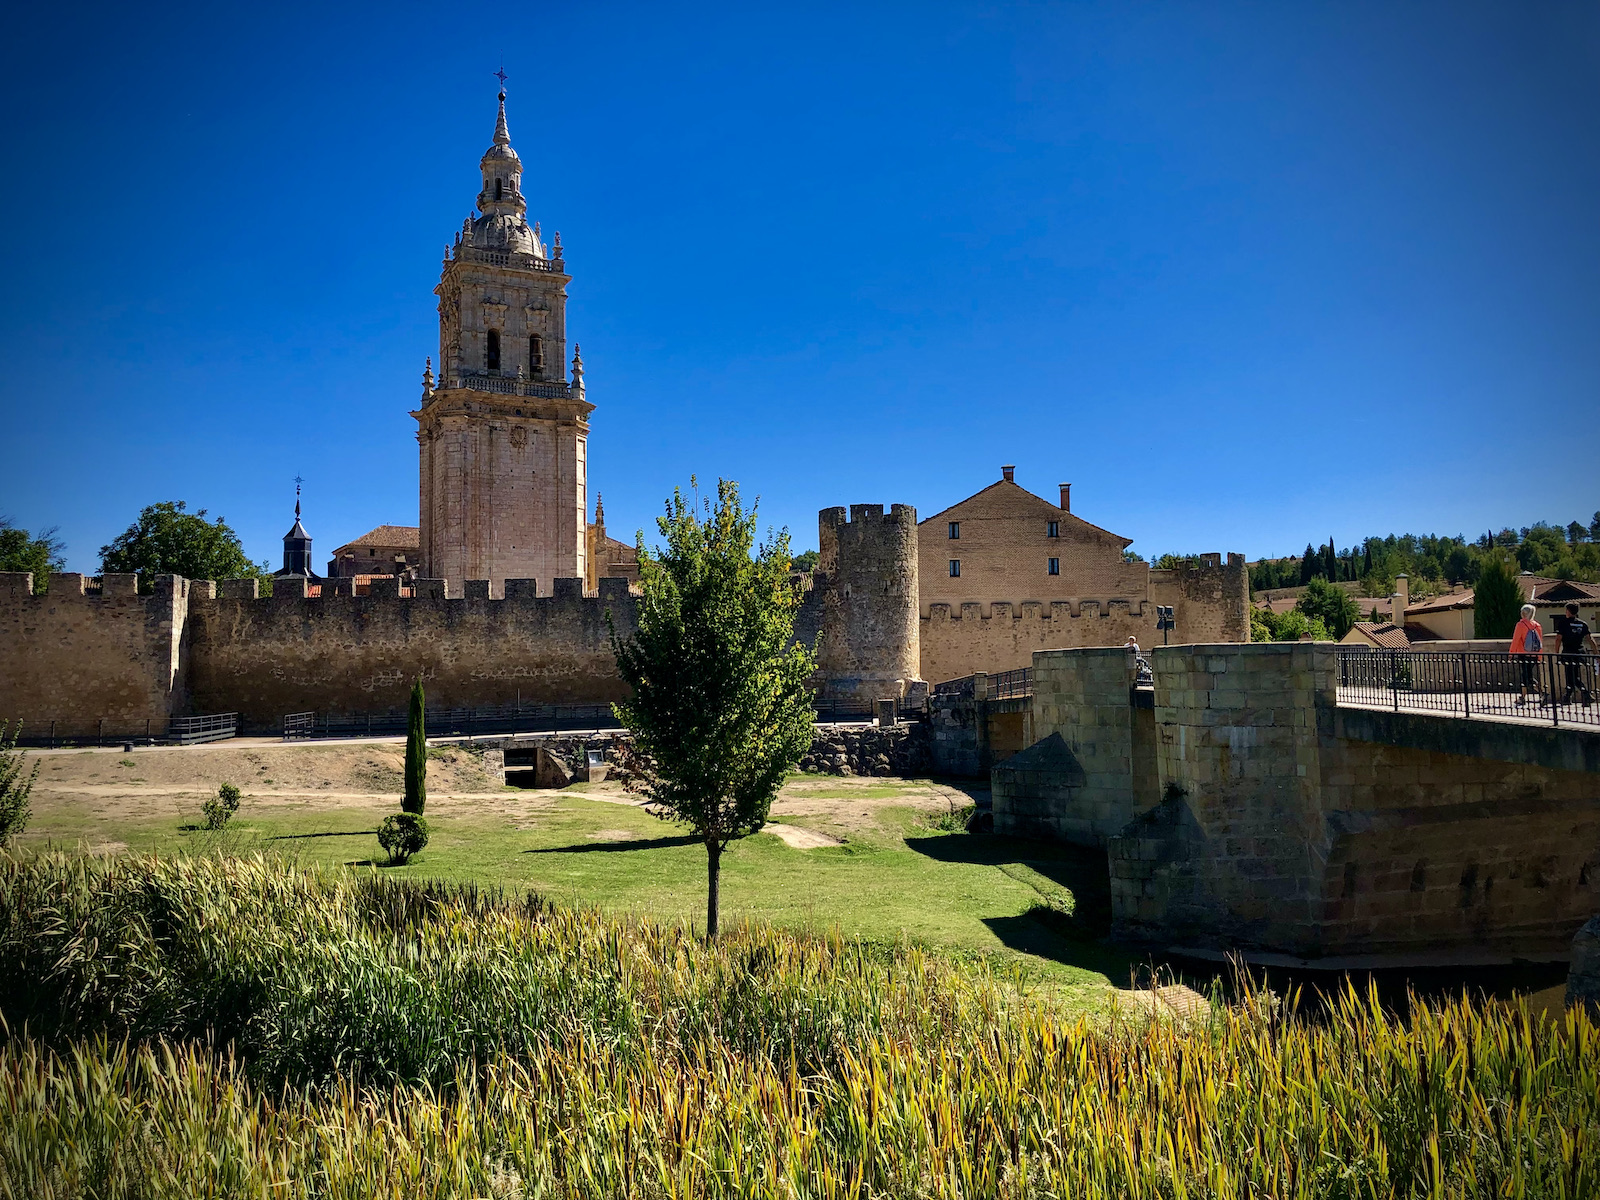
(991, 643, 1600, 966)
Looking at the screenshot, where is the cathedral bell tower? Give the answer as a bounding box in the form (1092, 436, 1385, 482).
(413, 90, 592, 594)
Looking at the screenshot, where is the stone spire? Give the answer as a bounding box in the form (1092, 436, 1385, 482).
(467, 90, 541, 254)
(594, 492, 605, 525)
(571, 343, 584, 396)
(493, 90, 511, 147)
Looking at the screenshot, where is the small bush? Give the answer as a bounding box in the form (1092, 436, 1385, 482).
(927, 801, 977, 833)
(0, 722, 38, 847)
(201, 782, 242, 830)
(377, 812, 429, 864)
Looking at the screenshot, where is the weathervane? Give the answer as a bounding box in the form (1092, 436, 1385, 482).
(494, 66, 508, 92)
(294, 475, 304, 519)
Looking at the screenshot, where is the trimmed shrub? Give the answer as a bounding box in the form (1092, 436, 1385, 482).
(377, 812, 429, 864)
(403, 681, 427, 814)
(201, 782, 242, 830)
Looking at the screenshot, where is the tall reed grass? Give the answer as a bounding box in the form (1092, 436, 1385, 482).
(1, 851, 1596, 1197)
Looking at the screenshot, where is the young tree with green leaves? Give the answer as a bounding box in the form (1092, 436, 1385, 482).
(1474, 554, 1522, 640)
(1297, 577, 1362, 639)
(100, 501, 268, 585)
(403, 681, 427, 815)
(610, 478, 817, 940)
(0, 722, 39, 847)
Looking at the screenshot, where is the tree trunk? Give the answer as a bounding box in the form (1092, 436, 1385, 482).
(705, 840, 721, 941)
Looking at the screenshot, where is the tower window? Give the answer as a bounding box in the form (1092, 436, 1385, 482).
(948, 521, 959, 539)
(494, 178, 503, 201)
(1047, 521, 1059, 538)
(486, 329, 501, 371)
(1048, 558, 1060, 576)
(949, 559, 961, 578)
(531, 335, 544, 371)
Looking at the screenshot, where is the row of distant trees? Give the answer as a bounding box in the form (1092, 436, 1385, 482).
(0, 503, 272, 592)
(1246, 515, 1600, 596)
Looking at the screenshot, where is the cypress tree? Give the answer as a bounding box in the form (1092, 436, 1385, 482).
(1299, 544, 1318, 585)
(1324, 538, 1338, 582)
(1473, 555, 1522, 640)
(1362, 543, 1372, 576)
(403, 680, 427, 815)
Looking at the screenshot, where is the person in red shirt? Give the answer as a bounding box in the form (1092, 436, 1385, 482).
(1509, 603, 1546, 706)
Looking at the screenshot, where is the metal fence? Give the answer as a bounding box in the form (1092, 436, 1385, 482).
(281, 696, 925, 741)
(169, 713, 238, 745)
(280, 703, 625, 741)
(9, 715, 242, 749)
(989, 667, 1033, 700)
(931, 668, 1033, 701)
(1336, 648, 1599, 729)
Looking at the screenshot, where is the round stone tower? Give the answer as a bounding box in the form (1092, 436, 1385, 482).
(815, 503, 923, 704)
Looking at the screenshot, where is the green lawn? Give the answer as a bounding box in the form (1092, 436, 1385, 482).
(21, 750, 1143, 1012)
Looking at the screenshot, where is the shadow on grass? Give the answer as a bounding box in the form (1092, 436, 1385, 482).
(269, 829, 380, 841)
(905, 831, 1147, 981)
(525, 835, 700, 855)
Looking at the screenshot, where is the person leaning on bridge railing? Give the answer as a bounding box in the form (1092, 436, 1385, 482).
(1554, 602, 1598, 707)
(1510, 603, 1547, 707)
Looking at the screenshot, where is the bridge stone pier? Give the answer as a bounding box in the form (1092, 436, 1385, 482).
(994, 642, 1600, 965)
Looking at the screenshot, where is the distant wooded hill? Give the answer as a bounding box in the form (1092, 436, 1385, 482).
(1237, 514, 1600, 596)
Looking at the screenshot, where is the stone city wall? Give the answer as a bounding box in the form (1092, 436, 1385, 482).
(186, 576, 638, 729)
(0, 573, 195, 734)
(1148, 553, 1250, 646)
(918, 553, 1249, 685)
(920, 599, 1154, 688)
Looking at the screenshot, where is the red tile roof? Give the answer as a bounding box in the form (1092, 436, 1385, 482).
(331, 525, 420, 554)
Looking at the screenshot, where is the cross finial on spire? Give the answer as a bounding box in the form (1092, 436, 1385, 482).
(494, 66, 509, 91)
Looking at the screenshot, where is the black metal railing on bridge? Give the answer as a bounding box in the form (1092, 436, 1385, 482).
(932, 667, 1033, 701)
(1336, 647, 1599, 729)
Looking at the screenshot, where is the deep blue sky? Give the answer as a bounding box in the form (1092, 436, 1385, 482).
(2, 2, 1597, 574)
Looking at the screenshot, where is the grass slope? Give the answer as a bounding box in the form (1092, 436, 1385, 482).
(1, 853, 1596, 1198)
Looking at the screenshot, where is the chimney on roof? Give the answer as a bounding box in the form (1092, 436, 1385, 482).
(1394, 573, 1409, 627)
(1001, 465, 1015, 483)
(1059, 483, 1071, 513)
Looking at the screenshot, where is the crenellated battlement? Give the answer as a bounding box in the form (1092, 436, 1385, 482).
(0, 572, 202, 602)
(196, 576, 634, 607)
(924, 597, 1152, 623)
(0, 570, 641, 733)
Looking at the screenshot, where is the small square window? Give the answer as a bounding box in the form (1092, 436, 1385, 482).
(948, 521, 960, 539)
(949, 559, 961, 578)
(1048, 558, 1060, 575)
(1047, 521, 1059, 538)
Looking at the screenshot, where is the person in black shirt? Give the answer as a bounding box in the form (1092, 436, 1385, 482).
(1553, 602, 1598, 705)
